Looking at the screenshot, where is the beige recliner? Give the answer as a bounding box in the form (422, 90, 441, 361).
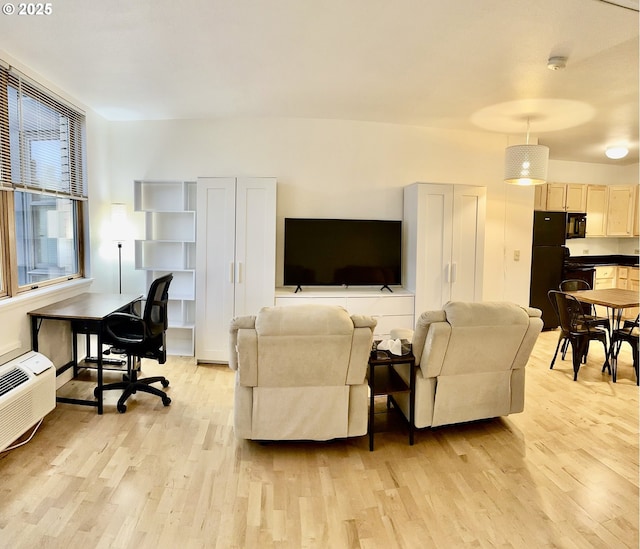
(392, 301, 543, 428)
(229, 304, 376, 441)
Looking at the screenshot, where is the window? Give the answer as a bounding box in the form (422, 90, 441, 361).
(0, 61, 86, 295)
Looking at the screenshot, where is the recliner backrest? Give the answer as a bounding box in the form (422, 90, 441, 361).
(254, 304, 356, 387)
(415, 301, 538, 378)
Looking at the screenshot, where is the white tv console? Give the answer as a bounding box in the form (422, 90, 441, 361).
(274, 287, 415, 338)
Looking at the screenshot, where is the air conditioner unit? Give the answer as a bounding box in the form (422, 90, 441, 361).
(0, 351, 55, 452)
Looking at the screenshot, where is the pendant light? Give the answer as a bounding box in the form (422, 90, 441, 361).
(504, 118, 549, 186)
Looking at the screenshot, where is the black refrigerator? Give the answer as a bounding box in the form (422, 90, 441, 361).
(529, 211, 567, 330)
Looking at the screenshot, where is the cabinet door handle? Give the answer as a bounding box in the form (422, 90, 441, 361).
(451, 262, 457, 283)
(237, 262, 243, 284)
(229, 262, 235, 283)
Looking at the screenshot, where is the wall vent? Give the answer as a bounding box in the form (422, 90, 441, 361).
(0, 367, 30, 397)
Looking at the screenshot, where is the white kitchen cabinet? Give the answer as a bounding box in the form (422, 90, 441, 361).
(403, 183, 486, 316)
(195, 177, 276, 362)
(134, 180, 196, 356)
(606, 185, 635, 237)
(585, 185, 608, 237)
(275, 288, 415, 338)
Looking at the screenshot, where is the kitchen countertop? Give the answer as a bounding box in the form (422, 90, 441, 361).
(565, 254, 640, 269)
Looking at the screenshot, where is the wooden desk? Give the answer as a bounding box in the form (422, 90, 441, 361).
(28, 293, 142, 414)
(566, 288, 639, 382)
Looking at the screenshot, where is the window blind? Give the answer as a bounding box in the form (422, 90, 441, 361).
(0, 64, 87, 199)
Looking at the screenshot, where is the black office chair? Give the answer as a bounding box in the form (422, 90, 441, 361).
(548, 290, 610, 381)
(96, 273, 173, 413)
(558, 279, 610, 360)
(610, 315, 639, 385)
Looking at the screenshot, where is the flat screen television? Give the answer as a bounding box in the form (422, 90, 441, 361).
(283, 218, 402, 290)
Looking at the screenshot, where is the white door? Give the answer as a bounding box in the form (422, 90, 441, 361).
(195, 177, 236, 362)
(451, 185, 485, 302)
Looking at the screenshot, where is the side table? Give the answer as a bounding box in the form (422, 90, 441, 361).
(367, 340, 416, 451)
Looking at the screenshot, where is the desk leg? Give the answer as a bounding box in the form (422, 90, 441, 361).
(96, 330, 104, 415)
(31, 316, 40, 352)
(72, 326, 80, 377)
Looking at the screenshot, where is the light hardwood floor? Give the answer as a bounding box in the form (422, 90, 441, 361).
(0, 329, 637, 549)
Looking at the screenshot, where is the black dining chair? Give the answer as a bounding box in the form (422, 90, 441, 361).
(559, 279, 610, 329)
(558, 279, 610, 361)
(548, 290, 610, 381)
(610, 315, 639, 385)
(97, 273, 173, 413)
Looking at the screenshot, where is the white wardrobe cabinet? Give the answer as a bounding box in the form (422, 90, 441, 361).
(195, 177, 276, 363)
(403, 183, 486, 316)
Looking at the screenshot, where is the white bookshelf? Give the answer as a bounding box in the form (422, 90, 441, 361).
(134, 180, 196, 356)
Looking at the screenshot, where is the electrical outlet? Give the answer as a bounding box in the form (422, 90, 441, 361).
(635, 249, 639, 254)
(583, 249, 589, 254)
(513, 250, 520, 261)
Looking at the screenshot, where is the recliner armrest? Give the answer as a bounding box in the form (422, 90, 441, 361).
(229, 315, 256, 371)
(350, 314, 377, 330)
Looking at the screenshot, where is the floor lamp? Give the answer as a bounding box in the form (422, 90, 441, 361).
(117, 241, 123, 294)
(111, 203, 127, 294)
(109, 203, 128, 359)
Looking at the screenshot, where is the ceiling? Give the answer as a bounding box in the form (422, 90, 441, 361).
(0, 0, 637, 165)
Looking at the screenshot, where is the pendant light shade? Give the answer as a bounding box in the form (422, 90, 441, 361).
(504, 144, 549, 186)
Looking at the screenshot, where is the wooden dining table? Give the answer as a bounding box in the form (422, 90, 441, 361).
(566, 287, 639, 381)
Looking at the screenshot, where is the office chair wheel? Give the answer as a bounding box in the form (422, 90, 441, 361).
(161, 379, 169, 388)
(117, 403, 127, 413)
(162, 396, 171, 407)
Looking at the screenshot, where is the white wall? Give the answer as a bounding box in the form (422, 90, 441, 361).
(95, 117, 637, 310)
(100, 118, 518, 302)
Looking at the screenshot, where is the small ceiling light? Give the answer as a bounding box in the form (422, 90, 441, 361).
(504, 118, 549, 186)
(547, 56, 567, 71)
(605, 146, 629, 159)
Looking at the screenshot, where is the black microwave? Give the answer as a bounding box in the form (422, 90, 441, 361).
(566, 212, 587, 239)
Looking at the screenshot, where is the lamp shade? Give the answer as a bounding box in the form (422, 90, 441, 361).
(504, 144, 549, 186)
(110, 203, 128, 242)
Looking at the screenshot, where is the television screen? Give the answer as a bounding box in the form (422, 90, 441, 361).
(283, 218, 402, 288)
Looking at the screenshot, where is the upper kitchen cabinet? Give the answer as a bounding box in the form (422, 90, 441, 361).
(543, 183, 587, 212)
(606, 185, 635, 237)
(585, 185, 608, 237)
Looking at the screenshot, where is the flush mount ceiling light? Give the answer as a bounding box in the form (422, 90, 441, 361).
(547, 56, 568, 71)
(605, 146, 629, 159)
(504, 118, 549, 186)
